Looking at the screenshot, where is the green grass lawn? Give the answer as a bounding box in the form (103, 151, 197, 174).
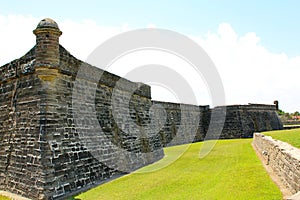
(263, 128, 300, 148)
(0, 196, 10, 200)
(72, 139, 282, 200)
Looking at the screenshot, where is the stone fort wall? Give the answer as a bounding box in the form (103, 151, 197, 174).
(0, 44, 165, 199)
(153, 102, 283, 147)
(0, 18, 283, 199)
(208, 104, 283, 139)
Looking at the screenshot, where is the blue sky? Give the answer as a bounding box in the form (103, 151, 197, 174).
(1, 0, 300, 56)
(1, 1, 300, 112)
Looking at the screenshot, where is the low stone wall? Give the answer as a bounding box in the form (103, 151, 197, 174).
(253, 133, 300, 195)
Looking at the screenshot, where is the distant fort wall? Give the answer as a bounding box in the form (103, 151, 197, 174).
(152, 102, 283, 146)
(0, 18, 283, 199)
(210, 104, 283, 139)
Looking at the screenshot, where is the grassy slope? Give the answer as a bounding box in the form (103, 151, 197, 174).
(74, 139, 281, 200)
(263, 128, 300, 148)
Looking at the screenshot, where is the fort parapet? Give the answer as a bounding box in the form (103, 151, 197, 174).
(0, 18, 283, 199)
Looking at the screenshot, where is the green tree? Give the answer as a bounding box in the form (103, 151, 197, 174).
(277, 109, 285, 116)
(293, 111, 300, 116)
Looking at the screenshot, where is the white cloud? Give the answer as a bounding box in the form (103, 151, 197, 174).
(192, 23, 300, 112)
(0, 15, 299, 112)
(146, 24, 157, 28)
(0, 14, 37, 64)
(0, 15, 128, 64)
(60, 19, 130, 60)
(107, 50, 210, 106)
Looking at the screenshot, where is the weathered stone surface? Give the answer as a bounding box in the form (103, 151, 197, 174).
(208, 104, 283, 139)
(0, 18, 284, 200)
(152, 102, 283, 146)
(0, 19, 163, 199)
(152, 101, 209, 146)
(253, 133, 300, 195)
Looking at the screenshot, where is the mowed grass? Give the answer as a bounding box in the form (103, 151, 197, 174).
(263, 128, 300, 148)
(73, 139, 281, 200)
(0, 196, 10, 200)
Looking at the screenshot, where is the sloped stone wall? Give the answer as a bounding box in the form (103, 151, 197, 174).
(152, 101, 209, 146)
(0, 49, 47, 198)
(150, 103, 283, 146)
(208, 104, 283, 139)
(40, 46, 164, 199)
(253, 133, 300, 195)
(0, 46, 164, 199)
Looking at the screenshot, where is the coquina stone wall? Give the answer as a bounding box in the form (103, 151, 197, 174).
(0, 18, 283, 200)
(152, 101, 210, 147)
(0, 19, 164, 199)
(151, 103, 283, 146)
(0, 47, 44, 198)
(253, 133, 300, 195)
(208, 104, 283, 139)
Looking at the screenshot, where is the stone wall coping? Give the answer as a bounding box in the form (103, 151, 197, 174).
(152, 100, 210, 111)
(254, 133, 300, 160)
(253, 132, 300, 196)
(215, 104, 276, 110)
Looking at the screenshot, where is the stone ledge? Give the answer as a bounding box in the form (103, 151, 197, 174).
(253, 132, 300, 197)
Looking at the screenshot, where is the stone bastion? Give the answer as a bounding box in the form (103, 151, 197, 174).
(0, 18, 283, 199)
